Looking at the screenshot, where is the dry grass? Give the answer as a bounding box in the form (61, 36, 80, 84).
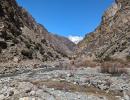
(31, 80, 122, 100)
(73, 58, 100, 68)
(71, 57, 129, 76)
(100, 61, 128, 75)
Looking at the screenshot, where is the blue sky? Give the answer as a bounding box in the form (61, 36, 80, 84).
(16, 0, 114, 42)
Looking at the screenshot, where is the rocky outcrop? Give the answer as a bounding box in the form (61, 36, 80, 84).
(0, 0, 75, 63)
(78, 0, 130, 61)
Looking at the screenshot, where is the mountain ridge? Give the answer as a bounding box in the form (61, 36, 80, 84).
(77, 0, 130, 61)
(0, 0, 76, 63)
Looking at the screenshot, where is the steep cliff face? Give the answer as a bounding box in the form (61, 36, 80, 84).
(0, 0, 75, 63)
(78, 0, 130, 61)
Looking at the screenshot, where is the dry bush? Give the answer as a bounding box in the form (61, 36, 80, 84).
(103, 58, 130, 67)
(100, 62, 128, 75)
(126, 55, 130, 61)
(73, 58, 100, 68)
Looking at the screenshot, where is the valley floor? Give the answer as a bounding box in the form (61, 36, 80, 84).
(0, 60, 130, 100)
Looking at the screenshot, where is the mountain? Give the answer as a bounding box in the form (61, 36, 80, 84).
(0, 0, 75, 63)
(78, 0, 130, 61)
(47, 33, 76, 57)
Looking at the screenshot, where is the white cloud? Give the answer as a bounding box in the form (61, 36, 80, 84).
(68, 35, 83, 44)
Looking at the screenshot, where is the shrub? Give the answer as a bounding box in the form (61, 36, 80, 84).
(0, 47, 2, 53)
(12, 38, 19, 44)
(0, 41, 7, 49)
(21, 49, 33, 59)
(103, 55, 111, 61)
(73, 58, 99, 68)
(100, 62, 127, 76)
(126, 55, 130, 61)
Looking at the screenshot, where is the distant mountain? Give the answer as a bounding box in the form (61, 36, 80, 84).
(78, 0, 130, 61)
(0, 0, 76, 63)
(47, 34, 76, 57)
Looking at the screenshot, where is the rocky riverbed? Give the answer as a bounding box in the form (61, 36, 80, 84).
(0, 62, 130, 100)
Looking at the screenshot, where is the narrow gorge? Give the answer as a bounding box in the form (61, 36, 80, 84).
(0, 0, 130, 100)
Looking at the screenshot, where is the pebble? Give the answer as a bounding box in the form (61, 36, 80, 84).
(0, 66, 129, 100)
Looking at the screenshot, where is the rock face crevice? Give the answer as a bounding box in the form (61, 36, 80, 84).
(0, 0, 76, 63)
(78, 0, 130, 61)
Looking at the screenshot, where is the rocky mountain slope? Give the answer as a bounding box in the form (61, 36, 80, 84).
(47, 34, 76, 57)
(78, 0, 130, 61)
(0, 0, 75, 63)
